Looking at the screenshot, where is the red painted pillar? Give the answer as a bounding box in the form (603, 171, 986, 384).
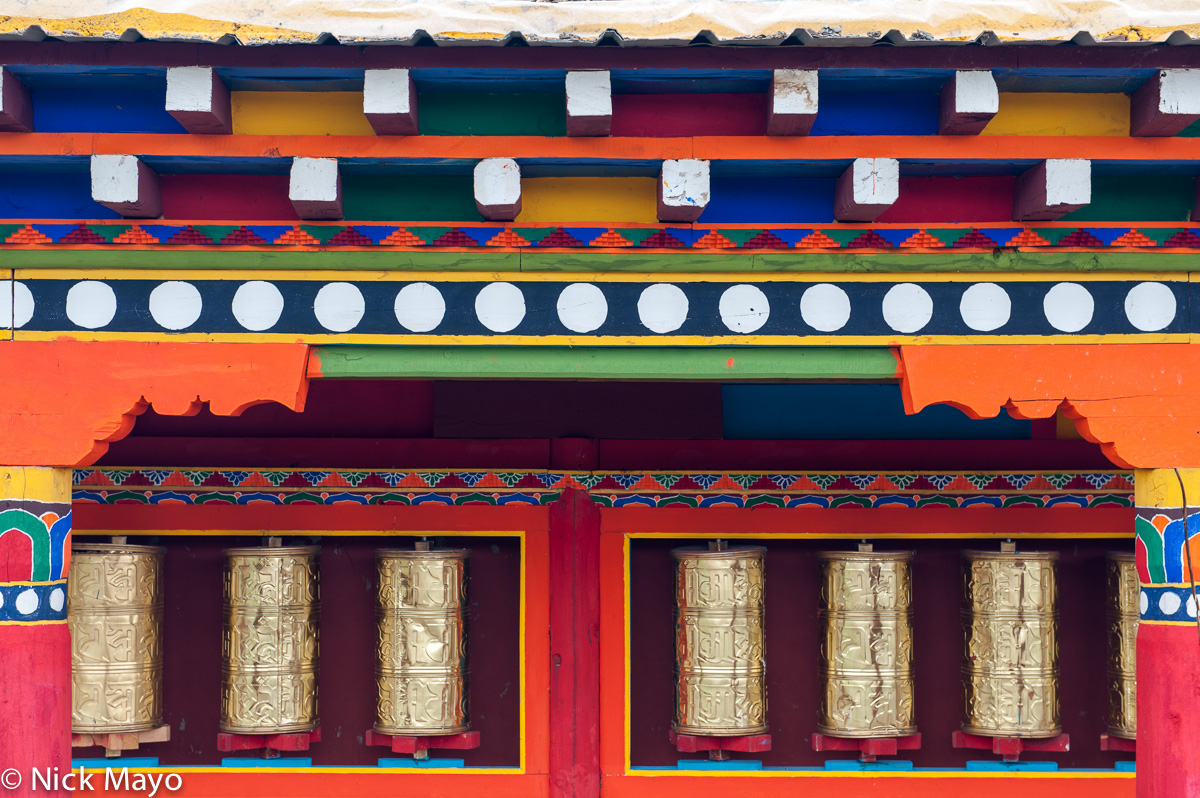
(0, 467, 73, 798)
(548, 488, 601, 798)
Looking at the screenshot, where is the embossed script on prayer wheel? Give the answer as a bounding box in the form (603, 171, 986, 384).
(375, 548, 470, 736)
(1106, 552, 1138, 739)
(818, 551, 916, 738)
(962, 550, 1060, 738)
(69, 543, 165, 734)
(671, 546, 767, 736)
(221, 546, 320, 734)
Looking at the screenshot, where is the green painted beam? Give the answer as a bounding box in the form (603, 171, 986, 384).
(310, 346, 901, 381)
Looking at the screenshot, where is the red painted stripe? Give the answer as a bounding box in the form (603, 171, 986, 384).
(877, 176, 1016, 224)
(610, 94, 767, 137)
(160, 174, 299, 221)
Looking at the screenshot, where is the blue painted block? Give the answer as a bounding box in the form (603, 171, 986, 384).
(824, 759, 914, 771)
(72, 758, 159, 768)
(221, 757, 313, 768)
(811, 92, 940, 136)
(676, 759, 763, 771)
(1115, 761, 1136, 772)
(698, 178, 835, 224)
(33, 88, 187, 134)
(966, 760, 1059, 772)
(378, 758, 466, 768)
(0, 172, 120, 220)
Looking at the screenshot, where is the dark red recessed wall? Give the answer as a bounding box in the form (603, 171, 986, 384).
(630, 537, 1128, 768)
(103, 534, 520, 767)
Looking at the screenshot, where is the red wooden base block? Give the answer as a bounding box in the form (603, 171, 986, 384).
(952, 730, 1070, 762)
(217, 729, 320, 753)
(669, 730, 772, 760)
(364, 730, 481, 758)
(72, 725, 171, 756)
(812, 732, 922, 763)
(1100, 734, 1136, 753)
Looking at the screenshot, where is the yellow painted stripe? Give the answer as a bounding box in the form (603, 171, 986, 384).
(626, 770, 1133, 779)
(515, 178, 658, 224)
(0, 620, 66, 626)
(1134, 468, 1200, 507)
(982, 93, 1130, 137)
(0, 467, 71, 503)
(0, 579, 67, 586)
(628, 532, 1131, 539)
(76, 530, 525, 538)
(231, 92, 375, 136)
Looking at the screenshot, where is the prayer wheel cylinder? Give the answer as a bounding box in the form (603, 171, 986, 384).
(1106, 552, 1138, 739)
(374, 548, 471, 735)
(818, 550, 916, 738)
(961, 550, 1060, 738)
(671, 545, 767, 736)
(221, 546, 320, 734)
(68, 543, 165, 734)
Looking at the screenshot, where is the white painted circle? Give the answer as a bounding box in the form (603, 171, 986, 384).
(232, 281, 285, 332)
(0, 281, 34, 329)
(637, 284, 689, 333)
(314, 282, 365, 332)
(14, 589, 38, 615)
(49, 587, 65, 613)
(800, 284, 851, 332)
(556, 283, 608, 333)
(0, 591, 4, 608)
(149, 281, 202, 330)
(1140, 590, 1149, 615)
(394, 283, 446, 332)
(1189, 595, 1198, 619)
(959, 283, 1012, 332)
(66, 281, 117, 329)
(1160, 591, 1183, 616)
(1124, 281, 1177, 332)
(719, 285, 770, 333)
(475, 282, 526, 333)
(1043, 282, 1094, 333)
(882, 283, 933, 334)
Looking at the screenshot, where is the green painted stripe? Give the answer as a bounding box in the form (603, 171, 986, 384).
(4, 249, 1199, 272)
(311, 346, 901, 381)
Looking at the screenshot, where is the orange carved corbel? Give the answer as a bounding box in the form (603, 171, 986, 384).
(899, 344, 1200, 469)
(0, 341, 310, 467)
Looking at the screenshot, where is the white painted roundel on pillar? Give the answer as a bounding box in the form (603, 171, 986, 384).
(557, 283, 608, 333)
(49, 587, 65, 613)
(394, 283, 446, 332)
(0, 280, 34, 328)
(66, 280, 117, 329)
(799, 284, 851, 332)
(475, 282, 526, 332)
(232, 281, 285, 331)
(314, 282, 365, 332)
(1124, 281, 1177, 332)
(1043, 282, 1094, 333)
(719, 285, 770, 333)
(149, 281, 203, 330)
(881, 283, 933, 333)
(959, 283, 1011, 332)
(637, 284, 689, 333)
(1160, 591, 1183, 616)
(14, 589, 38, 615)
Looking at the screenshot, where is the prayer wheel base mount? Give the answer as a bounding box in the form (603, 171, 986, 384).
(1100, 734, 1137, 753)
(217, 729, 321, 753)
(72, 725, 171, 756)
(812, 732, 921, 763)
(952, 731, 1070, 763)
(365, 729, 481, 757)
(670, 730, 772, 755)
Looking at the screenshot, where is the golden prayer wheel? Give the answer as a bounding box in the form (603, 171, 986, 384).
(1106, 552, 1138, 739)
(962, 549, 1060, 738)
(220, 545, 320, 734)
(68, 543, 165, 734)
(374, 547, 471, 736)
(818, 550, 916, 738)
(671, 545, 767, 736)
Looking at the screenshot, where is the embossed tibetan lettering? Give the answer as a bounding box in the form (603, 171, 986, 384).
(818, 550, 916, 738)
(220, 546, 320, 734)
(374, 547, 471, 736)
(1106, 552, 1138, 739)
(672, 545, 767, 736)
(962, 550, 1060, 738)
(68, 543, 165, 734)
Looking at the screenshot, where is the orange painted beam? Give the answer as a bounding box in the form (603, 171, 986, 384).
(900, 344, 1200, 469)
(83, 772, 550, 797)
(599, 774, 1132, 798)
(3, 133, 1200, 162)
(0, 341, 310, 467)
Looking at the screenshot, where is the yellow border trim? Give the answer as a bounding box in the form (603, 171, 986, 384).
(0, 579, 67, 586)
(626, 770, 1134, 778)
(630, 532, 1131, 540)
(0, 619, 66, 626)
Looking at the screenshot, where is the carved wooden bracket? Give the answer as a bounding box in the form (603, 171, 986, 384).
(0, 341, 310, 467)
